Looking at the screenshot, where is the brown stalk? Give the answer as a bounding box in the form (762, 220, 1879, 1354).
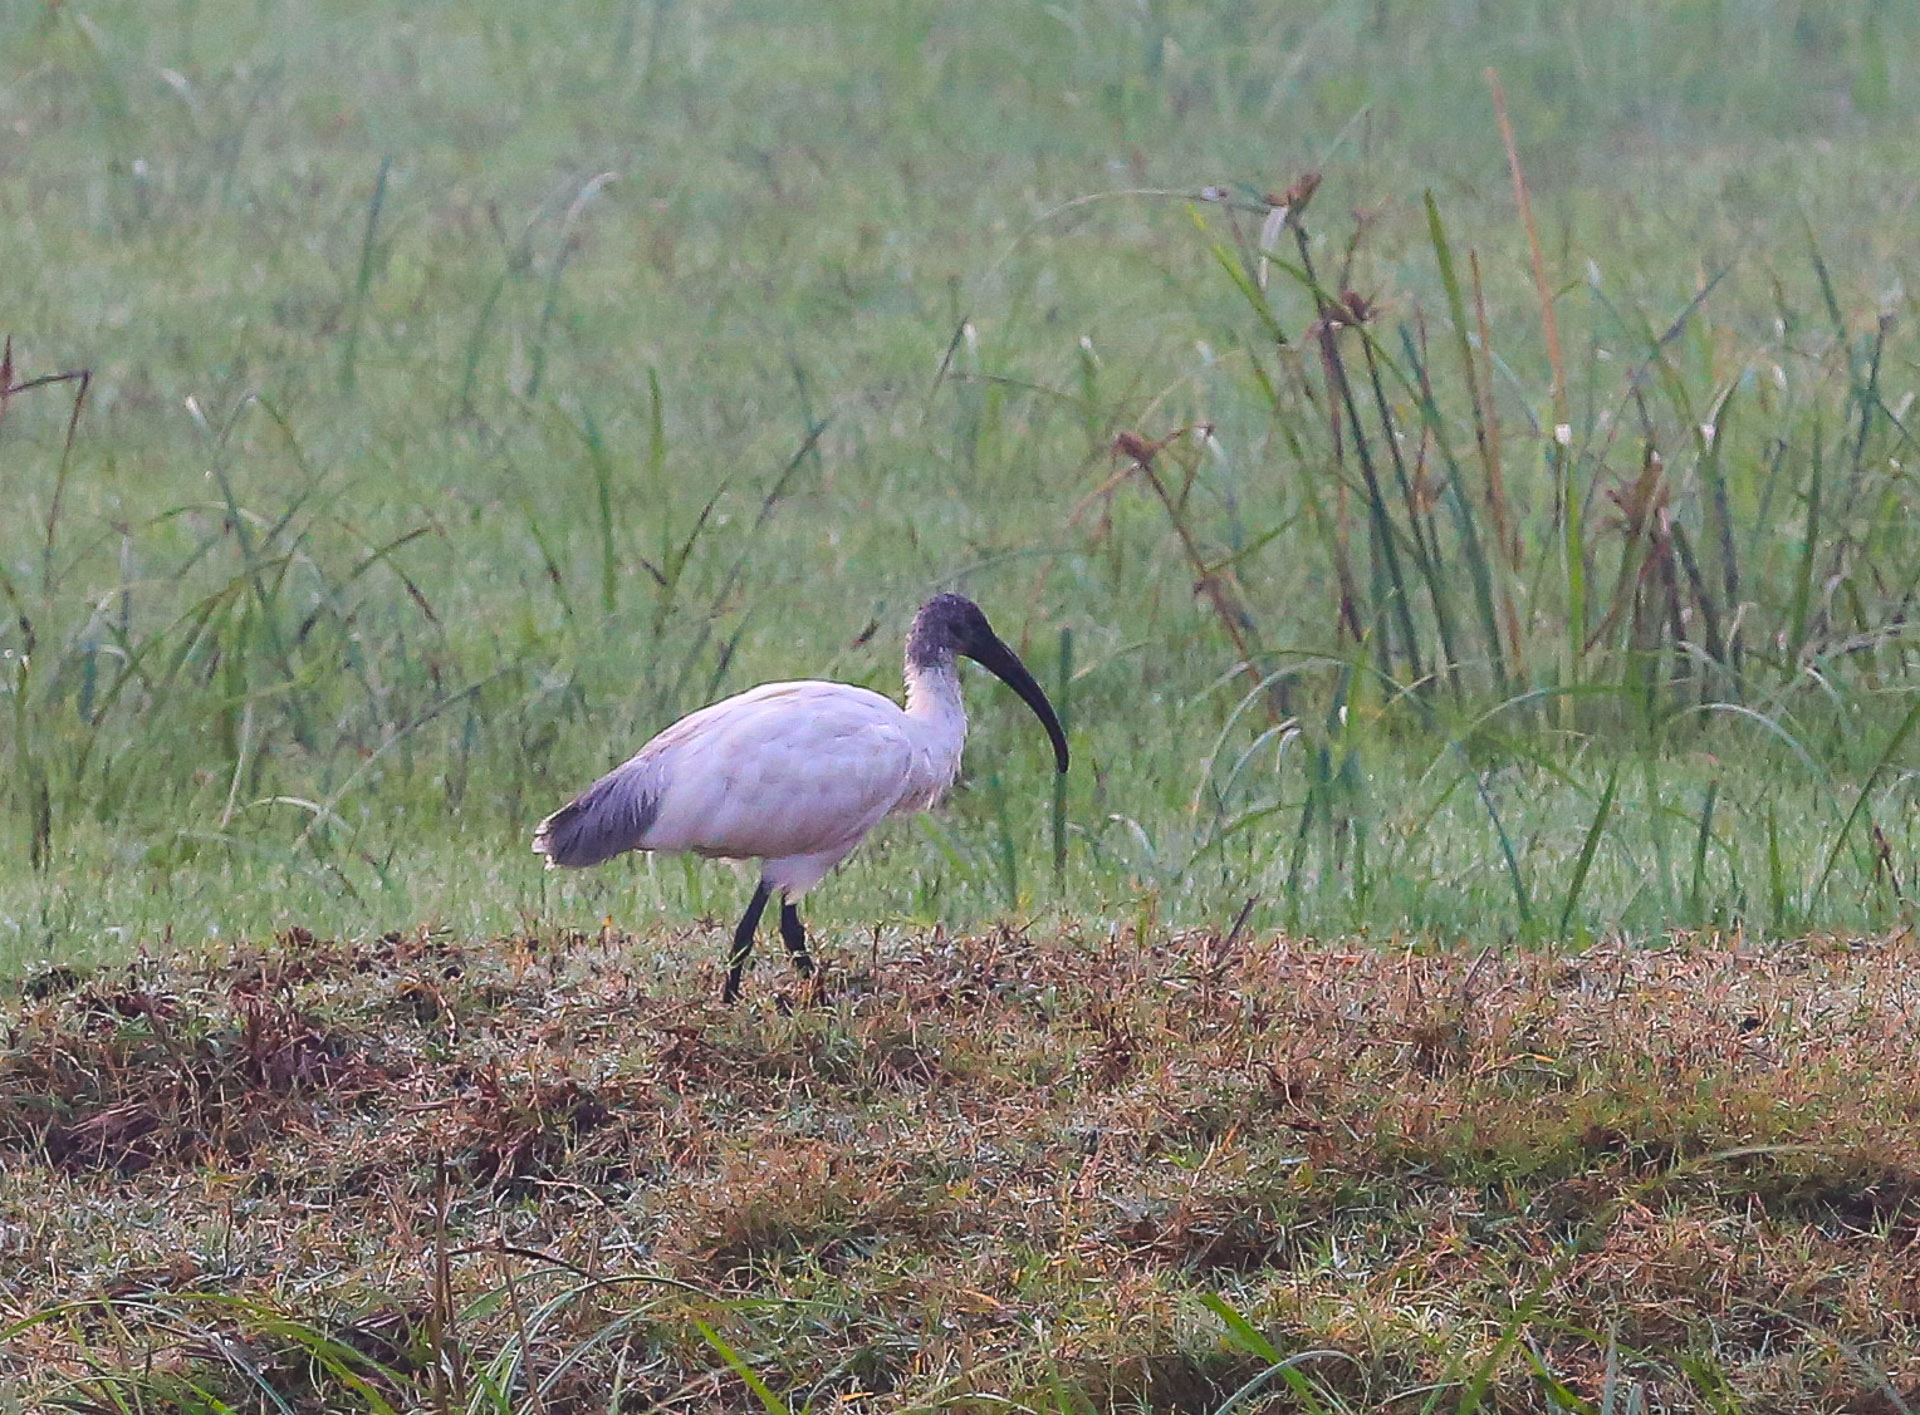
(1469, 251, 1526, 677)
(1588, 445, 1674, 657)
(1112, 430, 1285, 722)
(1468, 251, 1516, 569)
(500, 1237, 548, 1415)
(1291, 228, 1369, 651)
(1487, 70, 1569, 438)
(429, 1155, 465, 1411)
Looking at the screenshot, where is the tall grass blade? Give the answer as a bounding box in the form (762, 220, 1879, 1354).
(1325, 318, 1423, 690)
(1689, 779, 1719, 923)
(1644, 747, 1677, 919)
(339, 155, 392, 393)
(1361, 337, 1461, 696)
(1787, 421, 1823, 666)
(986, 768, 1019, 908)
(1479, 768, 1532, 933)
(456, 269, 511, 413)
(1557, 764, 1618, 936)
(1399, 318, 1510, 695)
(33, 360, 93, 600)
(1488, 68, 1571, 517)
(1810, 691, 1920, 912)
(1425, 190, 1525, 685)
(1766, 801, 1788, 935)
(527, 170, 617, 400)
(1468, 248, 1517, 569)
(572, 408, 622, 617)
(1700, 380, 1741, 675)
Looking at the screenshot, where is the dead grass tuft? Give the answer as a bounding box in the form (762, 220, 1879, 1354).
(681, 1139, 954, 1282)
(450, 1071, 623, 1194)
(1, 971, 381, 1174)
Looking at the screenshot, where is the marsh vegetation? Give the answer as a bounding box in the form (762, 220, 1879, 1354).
(6, 0, 1920, 1406)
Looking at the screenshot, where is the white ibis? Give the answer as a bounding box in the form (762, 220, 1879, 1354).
(532, 594, 1070, 1001)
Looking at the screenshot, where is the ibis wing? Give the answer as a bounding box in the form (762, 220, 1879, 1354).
(536, 681, 919, 870)
(639, 682, 916, 862)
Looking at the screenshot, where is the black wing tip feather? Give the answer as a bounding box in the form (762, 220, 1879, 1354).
(531, 771, 660, 869)
(531, 801, 594, 868)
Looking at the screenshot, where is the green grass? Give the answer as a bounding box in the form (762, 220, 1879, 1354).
(9, 1, 1920, 968)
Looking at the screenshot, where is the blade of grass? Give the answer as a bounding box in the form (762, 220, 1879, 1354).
(1809, 690, 1920, 912)
(526, 170, 617, 400)
(1557, 764, 1618, 935)
(1787, 420, 1823, 665)
(695, 1320, 791, 1415)
(1399, 317, 1510, 695)
(1361, 336, 1462, 697)
(1767, 800, 1789, 935)
(339, 155, 392, 393)
(572, 407, 621, 617)
(1689, 779, 1719, 923)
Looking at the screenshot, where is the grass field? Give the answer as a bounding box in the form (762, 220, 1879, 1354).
(7, 0, 1920, 1407)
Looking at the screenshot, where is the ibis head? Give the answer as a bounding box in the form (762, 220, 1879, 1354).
(907, 593, 1069, 774)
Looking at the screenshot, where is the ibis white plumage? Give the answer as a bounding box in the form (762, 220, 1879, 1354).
(532, 594, 1070, 1000)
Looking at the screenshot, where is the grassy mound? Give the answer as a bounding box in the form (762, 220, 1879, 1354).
(6, 925, 1920, 1410)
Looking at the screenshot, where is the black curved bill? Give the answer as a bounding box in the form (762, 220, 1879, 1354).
(960, 630, 1071, 773)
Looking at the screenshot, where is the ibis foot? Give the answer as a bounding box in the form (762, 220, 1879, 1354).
(779, 900, 815, 979)
(783, 899, 828, 1005)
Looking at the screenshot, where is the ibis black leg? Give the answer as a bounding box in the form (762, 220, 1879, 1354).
(778, 900, 815, 980)
(722, 880, 773, 1004)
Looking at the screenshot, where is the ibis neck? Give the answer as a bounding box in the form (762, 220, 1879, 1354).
(905, 657, 967, 735)
(901, 657, 969, 802)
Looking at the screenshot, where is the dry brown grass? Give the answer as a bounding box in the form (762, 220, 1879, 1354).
(5, 923, 1920, 1411)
